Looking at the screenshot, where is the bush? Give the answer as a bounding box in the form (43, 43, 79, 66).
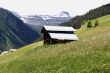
(87, 21, 93, 28)
(94, 20, 99, 27)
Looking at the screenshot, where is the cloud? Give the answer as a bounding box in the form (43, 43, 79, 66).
(0, 0, 110, 16)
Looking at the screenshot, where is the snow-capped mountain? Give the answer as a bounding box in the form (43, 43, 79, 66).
(40, 15, 52, 20)
(54, 11, 71, 18)
(21, 11, 71, 26)
(12, 11, 71, 32)
(22, 15, 46, 26)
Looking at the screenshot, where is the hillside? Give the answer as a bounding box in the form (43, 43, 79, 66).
(61, 3, 110, 29)
(0, 15, 110, 73)
(0, 8, 39, 53)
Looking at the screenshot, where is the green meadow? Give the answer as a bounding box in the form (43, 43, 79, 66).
(0, 15, 110, 73)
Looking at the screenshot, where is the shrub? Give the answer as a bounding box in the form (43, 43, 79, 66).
(94, 20, 99, 27)
(87, 21, 93, 28)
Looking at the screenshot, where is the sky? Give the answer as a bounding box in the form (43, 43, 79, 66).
(0, 0, 110, 16)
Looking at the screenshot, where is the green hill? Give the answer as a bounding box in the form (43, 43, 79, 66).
(0, 15, 110, 73)
(0, 8, 39, 52)
(61, 3, 110, 29)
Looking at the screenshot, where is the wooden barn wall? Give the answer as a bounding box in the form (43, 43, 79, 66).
(44, 30, 51, 45)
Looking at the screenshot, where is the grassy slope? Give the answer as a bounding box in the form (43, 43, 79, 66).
(0, 15, 110, 73)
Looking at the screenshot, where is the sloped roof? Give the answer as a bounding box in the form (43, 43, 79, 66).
(49, 33, 78, 40)
(43, 26, 77, 32)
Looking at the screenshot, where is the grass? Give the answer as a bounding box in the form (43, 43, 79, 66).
(0, 15, 110, 73)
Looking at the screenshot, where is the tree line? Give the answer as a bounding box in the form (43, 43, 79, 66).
(61, 3, 110, 29)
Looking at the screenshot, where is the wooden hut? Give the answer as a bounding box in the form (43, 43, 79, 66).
(41, 26, 78, 45)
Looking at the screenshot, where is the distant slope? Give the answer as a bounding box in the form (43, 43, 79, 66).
(61, 3, 110, 29)
(0, 14, 110, 73)
(20, 11, 71, 32)
(0, 8, 39, 52)
(22, 11, 71, 26)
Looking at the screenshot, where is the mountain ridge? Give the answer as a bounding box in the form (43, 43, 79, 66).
(21, 11, 71, 26)
(61, 3, 110, 29)
(0, 8, 39, 53)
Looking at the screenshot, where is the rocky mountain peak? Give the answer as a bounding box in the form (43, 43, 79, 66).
(54, 11, 71, 18)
